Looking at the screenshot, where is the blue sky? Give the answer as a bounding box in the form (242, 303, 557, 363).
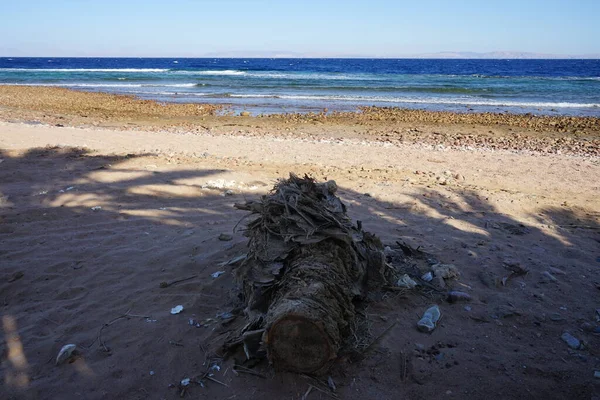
(1, 0, 598, 56)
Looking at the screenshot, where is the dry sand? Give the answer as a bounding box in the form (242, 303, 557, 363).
(1, 89, 600, 399)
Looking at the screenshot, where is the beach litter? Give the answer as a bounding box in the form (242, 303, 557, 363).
(91, 206, 102, 211)
(211, 271, 225, 278)
(417, 305, 441, 333)
(396, 274, 418, 289)
(55, 344, 77, 365)
(170, 305, 184, 315)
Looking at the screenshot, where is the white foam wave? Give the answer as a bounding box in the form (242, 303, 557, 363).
(179, 70, 247, 76)
(229, 94, 278, 98)
(0, 68, 168, 72)
(245, 72, 381, 81)
(4, 83, 197, 88)
(255, 94, 600, 108)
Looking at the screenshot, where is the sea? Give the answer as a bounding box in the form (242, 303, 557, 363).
(1, 58, 599, 116)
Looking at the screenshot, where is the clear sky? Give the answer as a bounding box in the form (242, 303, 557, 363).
(1, 0, 598, 57)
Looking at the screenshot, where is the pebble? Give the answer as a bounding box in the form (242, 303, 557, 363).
(549, 313, 564, 322)
(170, 305, 184, 314)
(218, 233, 233, 241)
(561, 332, 581, 350)
(447, 291, 472, 303)
(548, 267, 566, 275)
(580, 322, 600, 333)
(417, 305, 441, 333)
(432, 264, 460, 279)
(541, 271, 558, 283)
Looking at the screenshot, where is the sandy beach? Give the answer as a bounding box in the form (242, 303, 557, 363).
(1, 87, 600, 399)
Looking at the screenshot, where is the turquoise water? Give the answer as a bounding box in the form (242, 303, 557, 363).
(1, 58, 599, 116)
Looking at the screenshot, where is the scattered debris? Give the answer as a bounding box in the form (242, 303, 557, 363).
(228, 174, 391, 374)
(594, 371, 600, 379)
(396, 274, 418, 289)
(91, 206, 102, 211)
(159, 275, 198, 288)
(180, 378, 191, 386)
(417, 305, 441, 333)
(561, 332, 582, 350)
(232, 365, 268, 378)
(211, 271, 225, 278)
(501, 263, 529, 286)
(327, 376, 337, 392)
(432, 264, 460, 280)
(421, 272, 433, 282)
(447, 291, 472, 303)
(55, 344, 77, 365)
(541, 271, 558, 283)
(548, 267, 566, 275)
(218, 254, 246, 267)
(216, 311, 234, 320)
(149, 371, 155, 376)
(171, 305, 184, 315)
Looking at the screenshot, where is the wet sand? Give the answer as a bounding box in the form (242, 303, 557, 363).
(1, 87, 600, 399)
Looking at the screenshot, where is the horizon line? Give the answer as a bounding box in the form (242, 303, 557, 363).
(2, 56, 600, 60)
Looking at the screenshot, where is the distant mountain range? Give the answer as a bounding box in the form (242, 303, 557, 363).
(402, 51, 600, 59)
(202, 50, 600, 59)
(1, 48, 599, 59)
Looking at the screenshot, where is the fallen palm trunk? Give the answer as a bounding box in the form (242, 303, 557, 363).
(232, 174, 389, 374)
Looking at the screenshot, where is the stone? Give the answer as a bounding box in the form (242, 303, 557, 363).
(218, 233, 233, 241)
(549, 313, 564, 322)
(561, 332, 581, 350)
(432, 264, 460, 280)
(447, 291, 472, 303)
(432, 274, 446, 289)
(541, 271, 558, 283)
(548, 267, 566, 275)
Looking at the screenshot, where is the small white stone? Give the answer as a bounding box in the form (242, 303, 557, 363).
(170, 305, 184, 314)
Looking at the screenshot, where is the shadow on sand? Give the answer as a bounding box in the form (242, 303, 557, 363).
(1, 146, 598, 400)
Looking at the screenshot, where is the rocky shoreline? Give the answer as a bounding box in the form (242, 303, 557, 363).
(1, 85, 599, 157)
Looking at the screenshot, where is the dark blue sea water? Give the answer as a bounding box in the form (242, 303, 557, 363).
(1, 58, 599, 116)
